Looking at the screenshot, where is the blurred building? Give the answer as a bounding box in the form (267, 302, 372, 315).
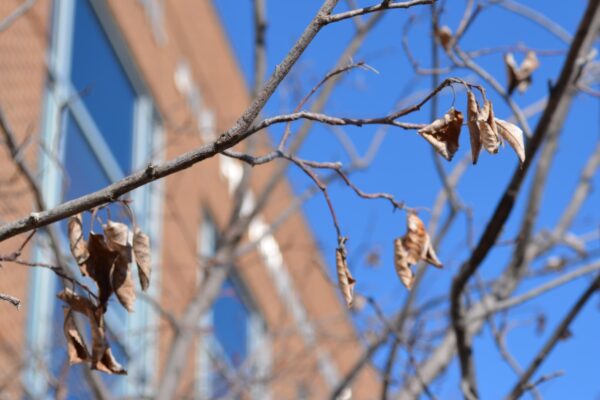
(0, 0, 378, 398)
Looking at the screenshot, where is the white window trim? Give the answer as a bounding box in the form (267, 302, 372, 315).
(24, 0, 163, 398)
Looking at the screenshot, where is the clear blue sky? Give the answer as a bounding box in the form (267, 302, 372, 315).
(214, 1, 599, 398)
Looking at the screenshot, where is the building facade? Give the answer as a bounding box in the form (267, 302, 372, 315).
(0, 0, 378, 398)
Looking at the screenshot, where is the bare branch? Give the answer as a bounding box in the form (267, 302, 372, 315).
(449, 3, 600, 397)
(506, 276, 600, 399)
(324, 0, 434, 24)
(0, 0, 37, 34)
(0, 292, 20, 308)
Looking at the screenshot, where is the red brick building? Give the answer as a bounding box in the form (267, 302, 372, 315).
(0, 0, 378, 398)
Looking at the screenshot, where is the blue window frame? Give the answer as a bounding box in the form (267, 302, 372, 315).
(25, 0, 163, 398)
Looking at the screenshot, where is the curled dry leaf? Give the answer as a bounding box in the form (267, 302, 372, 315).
(422, 237, 443, 268)
(466, 91, 482, 164)
(418, 107, 463, 161)
(435, 25, 453, 51)
(394, 238, 413, 290)
(103, 220, 132, 262)
(133, 228, 151, 291)
(110, 255, 136, 312)
(479, 100, 500, 154)
(404, 212, 443, 268)
(495, 118, 525, 164)
(393, 213, 443, 290)
(58, 287, 96, 313)
(505, 51, 539, 94)
(403, 212, 428, 265)
(68, 214, 89, 265)
(95, 347, 127, 375)
(87, 233, 117, 307)
(63, 308, 90, 364)
(336, 239, 355, 309)
(57, 289, 127, 375)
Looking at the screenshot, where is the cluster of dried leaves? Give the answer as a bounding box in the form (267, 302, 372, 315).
(394, 212, 442, 290)
(335, 213, 443, 308)
(59, 211, 152, 374)
(419, 91, 525, 164)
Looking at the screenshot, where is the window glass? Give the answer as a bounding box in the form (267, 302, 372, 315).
(213, 277, 250, 368)
(63, 112, 110, 201)
(71, 0, 134, 173)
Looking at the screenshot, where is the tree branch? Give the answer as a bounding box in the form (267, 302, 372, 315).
(449, 2, 600, 397)
(506, 275, 600, 399)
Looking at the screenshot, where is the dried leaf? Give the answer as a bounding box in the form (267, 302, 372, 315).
(479, 100, 500, 154)
(87, 233, 118, 307)
(466, 91, 482, 164)
(517, 51, 539, 93)
(396, 212, 443, 284)
(423, 240, 443, 268)
(403, 212, 428, 265)
(110, 255, 136, 312)
(418, 108, 463, 161)
(58, 288, 96, 314)
(504, 51, 539, 94)
(58, 289, 127, 375)
(394, 238, 413, 290)
(133, 228, 151, 291)
(495, 118, 525, 164)
(435, 25, 453, 50)
(68, 214, 89, 266)
(95, 347, 127, 375)
(63, 308, 90, 364)
(336, 239, 355, 308)
(103, 220, 132, 262)
(504, 52, 519, 95)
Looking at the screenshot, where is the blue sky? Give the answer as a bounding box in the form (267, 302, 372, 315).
(214, 1, 599, 398)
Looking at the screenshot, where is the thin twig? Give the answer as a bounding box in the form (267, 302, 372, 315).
(0, 0, 37, 33)
(506, 276, 600, 399)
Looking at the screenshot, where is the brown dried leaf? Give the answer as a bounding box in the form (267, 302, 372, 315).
(58, 289, 127, 375)
(103, 220, 132, 262)
(504, 53, 519, 95)
(495, 118, 525, 164)
(63, 308, 90, 364)
(418, 108, 463, 161)
(57, 288, 96, 314)
(423, 240, 443, 268)
(95, 347, 127, 375)
(517, 51, 539, 93)
(478, 100, 500, 154)
(87, 233, 118, 307)
(110, 255, 136, 312)
(403, 212, 428, 264)
(336, 239, 355, 308)
(401, 212, 443, 270)
(435, 25, 453, 51)
(466, 91, 482, 164)
(89, 307, 107, 368)
(504, 51, 539, 94)
(394, 238, 413, 290)
(133, 228, 151, 291)
(68, 214, 89, 265)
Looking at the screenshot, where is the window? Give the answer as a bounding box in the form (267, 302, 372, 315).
(25, 0, 162, 398)
(197, 213, 269, 399)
